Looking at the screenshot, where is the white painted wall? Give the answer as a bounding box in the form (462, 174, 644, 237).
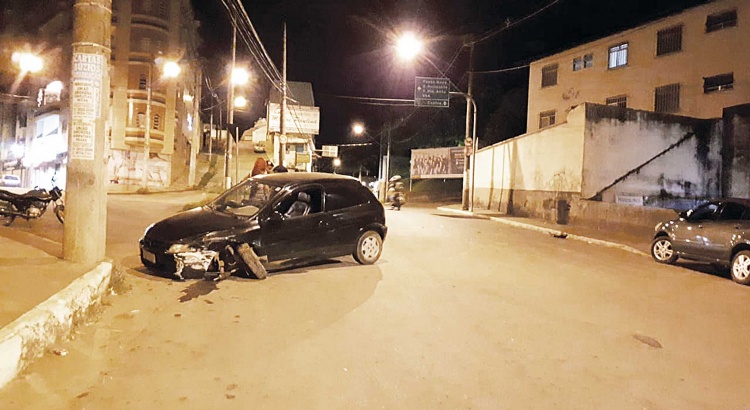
(473, 105, 587, 209)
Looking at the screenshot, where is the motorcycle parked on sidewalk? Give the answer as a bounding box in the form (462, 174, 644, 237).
(0, 186, 65, 226)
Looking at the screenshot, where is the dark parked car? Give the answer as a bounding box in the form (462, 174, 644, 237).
(651, 198, 750, 285)
(140, 172, 387, 280)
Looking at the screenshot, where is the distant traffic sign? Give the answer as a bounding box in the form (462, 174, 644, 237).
(414, 77, 450, 108)
(322, 145, 338, 158)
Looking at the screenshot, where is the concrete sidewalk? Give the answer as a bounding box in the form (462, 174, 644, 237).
(436, 204, 654, 257)
(0, 221, 113, 390)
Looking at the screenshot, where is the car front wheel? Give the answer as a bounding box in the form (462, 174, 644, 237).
(651, 237, 677, 264)
(731, 251, 750, 285)
(353, 230, 382, 265)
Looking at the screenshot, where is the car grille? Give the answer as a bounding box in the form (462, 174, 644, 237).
(141, 236, 171, 252)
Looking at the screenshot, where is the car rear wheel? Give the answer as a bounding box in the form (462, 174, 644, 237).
(731, 251, 750, 285)
(651, 237, 677, 264)
(353, 230, 382, 265)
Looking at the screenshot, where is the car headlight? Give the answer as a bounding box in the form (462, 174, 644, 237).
(167, 244, 198, 254)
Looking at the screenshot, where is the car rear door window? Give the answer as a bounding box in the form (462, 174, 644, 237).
(325, 184, 372, 211)
(687, 202, 719, 221)
(718, 202, 748, 221)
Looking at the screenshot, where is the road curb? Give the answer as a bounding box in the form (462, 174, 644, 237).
(0, 261, 113, 389)
(436, 206, 648, 257)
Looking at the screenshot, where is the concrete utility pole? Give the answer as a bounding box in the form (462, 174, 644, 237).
(224, 25, 236, 189)
(279, 22, 288, 167)
(462, 41, 475, 210)
(66, 0, 110, 263)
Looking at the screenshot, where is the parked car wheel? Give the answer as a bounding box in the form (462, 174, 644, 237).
(730, 251, 750, 285)
(651, 237, 677, 264)
(353, 230, 382, 265)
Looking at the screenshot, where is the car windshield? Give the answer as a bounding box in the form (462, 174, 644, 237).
(208, 179, 281, 217)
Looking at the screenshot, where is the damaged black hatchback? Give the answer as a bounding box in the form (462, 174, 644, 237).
(139, 173, 387, 280)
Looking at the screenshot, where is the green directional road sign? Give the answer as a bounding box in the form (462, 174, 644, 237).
(414, 77, 450, 108)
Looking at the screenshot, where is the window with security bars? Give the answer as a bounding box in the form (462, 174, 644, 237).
(703, 73, 734, 93)
(541, 64, 558, 87)
(655, 84, 680, 113)
(606, 95, 627, 108)
(608, 43, 628, 69)
(139, 74, 147, 90)
(153, 114, 161, 130)
(706, 10, 737, 32)
(657, 25, 682, 56)
(539, 110, 556, 128)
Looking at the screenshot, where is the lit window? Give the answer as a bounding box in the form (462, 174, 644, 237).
(657, 25, 682, 56)
(703, 73, 734, 93)
(539, 110, 556, 128)
(608, 43, 628, 69)
(605, 95, 627, 108)
(541, 64, 558, 87)
(655, 83, 680, 113)
(706, 10, 737, 32)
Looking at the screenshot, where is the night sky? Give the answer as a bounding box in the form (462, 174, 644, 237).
(191, 0, 707, 173)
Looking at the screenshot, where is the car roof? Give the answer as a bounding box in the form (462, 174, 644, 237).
(254, 172, 360, 186)
(721, 198, 750, 207)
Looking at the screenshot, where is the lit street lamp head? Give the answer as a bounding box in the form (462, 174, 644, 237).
(233, 96, 248, 109)
(352, 123, 365, 135)
(231, 67, 250, 86)
(12, 52, 43, 73)
(162, 61, 181, 79)
(396, 32, 423, 61)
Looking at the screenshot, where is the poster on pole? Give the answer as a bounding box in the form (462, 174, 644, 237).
(69, 53, 104, 160)
(410, 147, 465, 179)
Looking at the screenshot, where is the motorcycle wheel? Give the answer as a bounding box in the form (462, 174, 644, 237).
(54, 203, 65, 224)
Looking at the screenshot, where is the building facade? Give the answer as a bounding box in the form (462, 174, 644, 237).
(109, 0, 201, 188)
(527, 0, 749, 133)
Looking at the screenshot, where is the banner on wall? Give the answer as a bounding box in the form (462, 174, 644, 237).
(410, 147, 465, 179)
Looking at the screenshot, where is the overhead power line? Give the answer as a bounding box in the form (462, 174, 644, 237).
(471, 0, 561, 45)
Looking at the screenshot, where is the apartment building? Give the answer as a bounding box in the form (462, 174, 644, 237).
(109, 0, 201, 187)
(527, 0, 749, 133)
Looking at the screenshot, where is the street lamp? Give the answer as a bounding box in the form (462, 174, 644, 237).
(12, 52, 43, 74)
(353, 122, 390, 202)
(142, 58, 180, 190)
(333, 157, 341, 174)
(396, 32, 423, 61)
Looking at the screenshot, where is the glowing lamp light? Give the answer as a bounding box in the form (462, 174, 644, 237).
(352, 123, 365, 135)
(231, 68, 250, 85)
(12, 52, 43, 73)
(396, 32, 423, 61)
(162, 61, 181, 78)
(333, 158, 342, 168)
(233, 96, 248, 109)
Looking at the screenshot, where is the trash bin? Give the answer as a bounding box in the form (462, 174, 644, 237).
(556, 199, 570, 225)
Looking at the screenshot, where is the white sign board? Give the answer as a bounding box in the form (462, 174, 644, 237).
(322, 145, 338, 158)
(616, 195, 644, 206)
(69, 53, 104, 160)
(268, 103, 320, 135)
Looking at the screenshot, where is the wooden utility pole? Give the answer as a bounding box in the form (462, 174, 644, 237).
(66, 0, 110, 263)
(225, 25, 236, 189)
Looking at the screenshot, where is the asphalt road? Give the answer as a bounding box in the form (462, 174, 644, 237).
(1, 194, 750, 409)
